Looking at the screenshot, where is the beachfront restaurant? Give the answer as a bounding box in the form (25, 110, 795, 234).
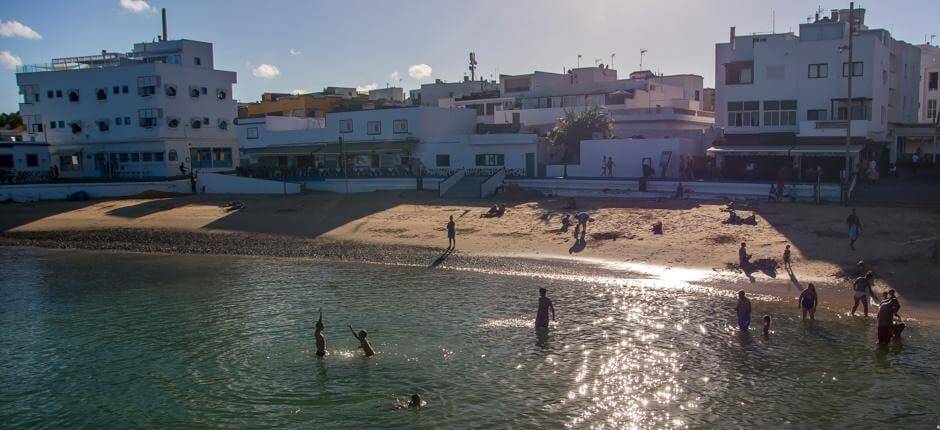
(240, 139, 417, 178)
(707, 134, 868, 182)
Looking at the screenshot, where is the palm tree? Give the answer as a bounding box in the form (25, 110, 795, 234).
(546, 106, 613, 177)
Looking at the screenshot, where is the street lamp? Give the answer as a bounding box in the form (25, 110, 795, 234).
(841, 2, 856, 206)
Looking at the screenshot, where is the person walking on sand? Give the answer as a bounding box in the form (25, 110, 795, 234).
(606, 156, 615, 177)
(535, 287, 556, 336)
(446, 215, 456, 249)
(850, 271, 875, 317)
(349, 325, 375, 357)
(735, 290, 752, 331)
(798, 283, 818, 321)
(846, 209, 862, 250)
(315, 309, 326, 357)
(783, 245, 792, 272)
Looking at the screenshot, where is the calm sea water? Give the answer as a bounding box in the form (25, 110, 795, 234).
(1, 247, 938, 429)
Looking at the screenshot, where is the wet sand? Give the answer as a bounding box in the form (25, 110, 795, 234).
(1, 191, 938, 320)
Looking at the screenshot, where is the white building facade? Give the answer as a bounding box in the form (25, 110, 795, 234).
(16, 38, 238, 179)
(713, 8, 921, 181)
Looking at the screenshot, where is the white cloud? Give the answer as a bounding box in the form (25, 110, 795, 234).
(408, 64, 432, 79)
(251, 63, 281, 79)
(290, 89, 311, 95)
(0, 20, 41, 40)
(289, 48, 301, 56)
(0, 51, 23, 70)
(389, 71, 402, 82)
(120, 0, 154, 13)
(356, 83, 378, 93)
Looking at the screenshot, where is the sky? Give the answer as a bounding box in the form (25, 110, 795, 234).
(1, 0, 939, 113)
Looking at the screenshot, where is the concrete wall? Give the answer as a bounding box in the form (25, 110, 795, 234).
(302, 178, 438, 194)
(507, 177, 841, 201)
(196, 172, 300, 194)
(545, 138, 702, 178)
(416, 134, 537, 174)
(0, 179, 190, 202)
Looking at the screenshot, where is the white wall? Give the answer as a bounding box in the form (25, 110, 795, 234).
(507, 177, 841, 201)
(545, 138, 701, 178)
(0, 144, 51, 173)
(416, 134, 538, 173)
(197, 172, 300, 194)
(0, 179, 190, 201)
(302, 178, 437, 194)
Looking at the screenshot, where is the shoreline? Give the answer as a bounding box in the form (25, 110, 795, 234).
(4, 226, 938, 322)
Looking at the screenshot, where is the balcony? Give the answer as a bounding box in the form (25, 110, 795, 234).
(798, 120, 869, 138)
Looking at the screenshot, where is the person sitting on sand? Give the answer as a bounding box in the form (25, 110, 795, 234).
(394, 394, 425, 410)
(798, 283, 818, 321)
(560, 214, 572, 233)
(651, 221, 663, 235)
(349, 325, 376, 357)
(725, 210, 741, 225)
(739, 242, 752, 270)
(736, 290, 752, 331)
(850, 271, 875, 317)
(535, 288, 556, 336)
(762, 315, 771, 337)
(315, 309, 326, 357)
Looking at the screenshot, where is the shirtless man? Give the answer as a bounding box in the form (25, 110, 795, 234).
(735, 290, 752, 331)
(535, 288, 556, 336)
(349, 325, 376, 357)
(850, 272, 874, 317)
(315, 309, 326, 357)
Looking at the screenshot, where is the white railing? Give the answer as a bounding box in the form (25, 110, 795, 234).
(437, 168, 465, 197)
(480, 168, 505, 198)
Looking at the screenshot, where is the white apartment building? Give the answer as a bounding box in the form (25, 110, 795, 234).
(712, 8, 921, 181)
(411, 78, 501, 108)
(237, 107, 539, 178)
(368, 87, 405, 103)
(894, 43, 940, 162)
(16, 31, 238, 179)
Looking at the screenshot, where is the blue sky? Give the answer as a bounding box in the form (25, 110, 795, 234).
(1, 0, 938, 113)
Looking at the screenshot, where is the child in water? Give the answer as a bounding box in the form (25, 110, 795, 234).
(394, 394, 425, 409)
(315, 309, 325, 357)
(349, 325, 376, 357)
(762, 315, 771, 337)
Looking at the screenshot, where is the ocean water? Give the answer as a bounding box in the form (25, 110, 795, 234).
(1, 247, 938, 429)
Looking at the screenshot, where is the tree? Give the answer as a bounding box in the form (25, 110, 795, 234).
(546, 106, 613, 177)
(0, 111, 23, 130)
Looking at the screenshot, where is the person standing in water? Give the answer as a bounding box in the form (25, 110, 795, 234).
(315, 308, 326, 357)
(735, 290, 752, 331)
(846, 209, 862, 250)
(535, 288, 556, 336)
(446, 215, 456, 249)
(851, 271, 874, 317)
(797, 283, 818, 320)
(349, 325, 376, 357)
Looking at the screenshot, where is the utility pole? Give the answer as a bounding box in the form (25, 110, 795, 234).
(843, 2, 855, 206)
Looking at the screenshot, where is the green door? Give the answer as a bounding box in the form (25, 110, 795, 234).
(525, 153, 535, 177)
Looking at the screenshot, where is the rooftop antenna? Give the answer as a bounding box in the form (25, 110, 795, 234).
(577, 54, 582, 68)
(772, 10, 775, 33)
(610, 52, 615, 69)
(161, 8, 168, 41)
(469, 51, 477, 81)
(932, 34, 937, 46)
(639, 49, 648, 68)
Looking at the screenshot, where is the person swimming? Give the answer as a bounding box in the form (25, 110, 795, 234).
(315, 308, 326, 357)
(394, 394, 425, 409)
(349, 325, 376, 357)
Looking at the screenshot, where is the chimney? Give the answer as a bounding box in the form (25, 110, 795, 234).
(161, 8, 168, 41)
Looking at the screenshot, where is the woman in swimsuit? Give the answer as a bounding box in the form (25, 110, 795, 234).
(798, 283, 818, 321)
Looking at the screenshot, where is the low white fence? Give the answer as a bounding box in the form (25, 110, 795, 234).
(197, 173, 300, 195)
(438, 169, 466, 197)
(480, 168, 505, 198)
(506, 178, 841, 202)
(0, 180, 191, 202)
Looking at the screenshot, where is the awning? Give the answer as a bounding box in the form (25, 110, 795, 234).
(707, 144, 864, 157)
(243, 140, 415, 156)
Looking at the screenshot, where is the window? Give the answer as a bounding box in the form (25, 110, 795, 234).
(194, 57, 201, 66)
(832, 99, 872, 120)
(69, 121, 81, 134)
(930, 72, 939, 91)
(191, 118, 203, 129)
(475, 154, 505, 166)
(842, 61, 863, 77)
(96, 119, 110, 132)
(142, 152, 153, 162)
(96, 88, 107, 101)
(113, 86, 120, 95)
(218, 120, 228, 130)
(138, 108, 162, 128)
(724, 62, 753, 85)
(726, 101, 759, 127)
(807, 109, 828, 121)
(367, 121, 381, 135)
(247, 127, 259, 139)
(201, 87, 208, 95)
(393, 119, 409, 133)
(694, 90, 701, 101)
(121, 85, 129, 93)
(31, 122, 43, 133)
(130, 152, 140, 163)
(202, 117, 210, 125)
(213, 148, 233, 167)
(291, 109, 304, 117)
(339, 119, 353, 133)
(58, 120, 64, 128)
(59, 154, 80, 171)
(189, 87, 201, 98)
(26, 154, 39, 167)
(47, 90, 53, 99)
(119, 153, 129, 162)
(167, 117, 180, 128)
(165, 85, 177, 97)
(763, 100, 797, 126)
(0, 155, 12, 168)
(67, 90, 79, 102)
(216, 89, 227, 100)
(436, 154, 450, 167)
(808, 63, 828, 78)
(928, 100, 938, 119)
(154, 152, 165, 162)
(49, 120, 56, 129)
(55, 90, 62, 98)
(168, 149, 178, 162)
(137, 76, 160, 97)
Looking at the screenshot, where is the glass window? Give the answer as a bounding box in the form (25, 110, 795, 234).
(142, 152, 153, 162)
(725, 62, 754, 85)
(842, 61, 863, 77)
(339, 119, 353, 133)
(119, 153, 129, 162)
(808, 63, 828, 78)
(726, 101, 759, 127)
(928, 100, 937, 119)
(55, 90, 62, 98)
(247, 127, 259, 139)
(26, 154, 39, 167)
(113, 86, 120, 94)
(115, 117, 122, 125)
(168, 150, 178, 161)
(154, 152, 165, 162)
(367, 121, 381, 135)
(122, 85, 129, 93)
(58, 121, 65, 128)
(393, 119, 409, 133)
(763, 100, 797, 126)
(475, 154, 505, 166)
(929, 72, 939, 91)
(807, 109, 827, 120)
(130, 152, 140, 162)
(47, 90, 54, 98)
(194, 57, 201, 66)
(436, 154, 450, 167)
(50, 121, 57, 129)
